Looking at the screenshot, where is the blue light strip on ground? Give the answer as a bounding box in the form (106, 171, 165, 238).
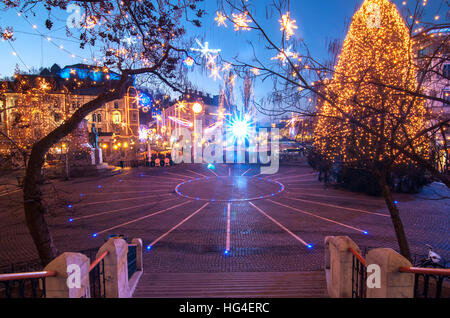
(174, 176, 285, 202)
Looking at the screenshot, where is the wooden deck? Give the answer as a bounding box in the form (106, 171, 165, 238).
(133, 271, 328, 298)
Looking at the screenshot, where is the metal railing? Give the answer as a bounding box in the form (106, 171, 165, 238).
(89, 251, 108, 298)
(0, 271, 56, 298)
(399, 266, 450, 298)
(349, 247, 367, 298)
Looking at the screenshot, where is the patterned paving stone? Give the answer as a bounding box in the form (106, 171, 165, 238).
(0, 162, 448, 275)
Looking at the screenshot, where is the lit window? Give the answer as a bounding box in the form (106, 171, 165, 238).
(112, 111, 121, 124)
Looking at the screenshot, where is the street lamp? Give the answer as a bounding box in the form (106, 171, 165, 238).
(192, 102, 203, 163)
(192, 102, 203, 114)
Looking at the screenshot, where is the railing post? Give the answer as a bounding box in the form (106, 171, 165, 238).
(97, 238, 130, 298)
(366, 248, 414, 298)
(44, 252, 90, 298)
(325, 236, 361, 298)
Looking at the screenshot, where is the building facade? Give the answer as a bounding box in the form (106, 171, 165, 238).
(0, 64, 140, 165)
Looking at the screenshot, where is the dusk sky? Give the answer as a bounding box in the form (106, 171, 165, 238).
(0, 0, 446, 109)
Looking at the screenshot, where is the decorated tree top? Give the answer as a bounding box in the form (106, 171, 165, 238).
(314, 0, 429, 165)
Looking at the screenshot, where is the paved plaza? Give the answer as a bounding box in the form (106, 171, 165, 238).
(0, 162, 449, 275)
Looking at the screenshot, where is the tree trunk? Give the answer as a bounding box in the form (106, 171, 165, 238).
(20, 78, 128, 266)
(23, 144, 58, 266)
(377, 168, 412, 262)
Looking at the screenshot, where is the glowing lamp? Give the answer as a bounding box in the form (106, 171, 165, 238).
(192, 102, 203, 114)
(230, 117, 251, 139)
(183, 56, 194, 68)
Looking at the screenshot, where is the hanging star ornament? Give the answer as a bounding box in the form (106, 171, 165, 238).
(190, 39, 221, 58)
(232, 12, 252, 31)
(121, 36, 137, 46)
(215, 12, 228, 27)
(209, 65, 222, 81)
(279, 12, 298, 40)
(271, 46, 298, 65)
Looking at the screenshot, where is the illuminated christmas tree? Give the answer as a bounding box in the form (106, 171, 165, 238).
(313, 0, 430, 260)
(314, 0, 429, 166)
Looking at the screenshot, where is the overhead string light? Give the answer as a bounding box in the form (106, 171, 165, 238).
(14, 10, 101, 67)
(5, 39, 31, 71)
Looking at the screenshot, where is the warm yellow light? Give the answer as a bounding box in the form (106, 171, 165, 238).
(192, 102, 203, 114)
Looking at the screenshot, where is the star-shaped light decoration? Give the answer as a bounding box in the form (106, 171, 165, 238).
(121, 36, 137, 46)
(209, 65, 222, 81)
(279, 12, 298, 41)
(215, 12, 228, 27)
(271, 46, 298, 65)
(232, 12, 252, 31)
(222, 62, 232, 72)
(190, 39, 221, 58)
(250, 68, 260, 75)
(206, 54, 218, 67)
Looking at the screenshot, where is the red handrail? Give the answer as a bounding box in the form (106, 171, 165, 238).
(399, 266, 450, 276)
(349, 247, 366, 266)
(89, 251, 108, 272)
(0, 271, 56, 282)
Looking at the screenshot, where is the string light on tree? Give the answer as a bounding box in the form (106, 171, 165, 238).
(314, 0, 429, 166)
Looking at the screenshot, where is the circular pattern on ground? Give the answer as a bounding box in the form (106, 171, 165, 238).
(175, 176, 285, 202)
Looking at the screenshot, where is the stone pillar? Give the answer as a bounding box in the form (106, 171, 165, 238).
(95, 148, 103, 164)
(131, 238, 143, 271)
(366, 248, 414, 298)
(326, 236, 361, 298)
(44, 252, 90, 298)
(324, 236, 332, 289)
(97, 238, 130, 298)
